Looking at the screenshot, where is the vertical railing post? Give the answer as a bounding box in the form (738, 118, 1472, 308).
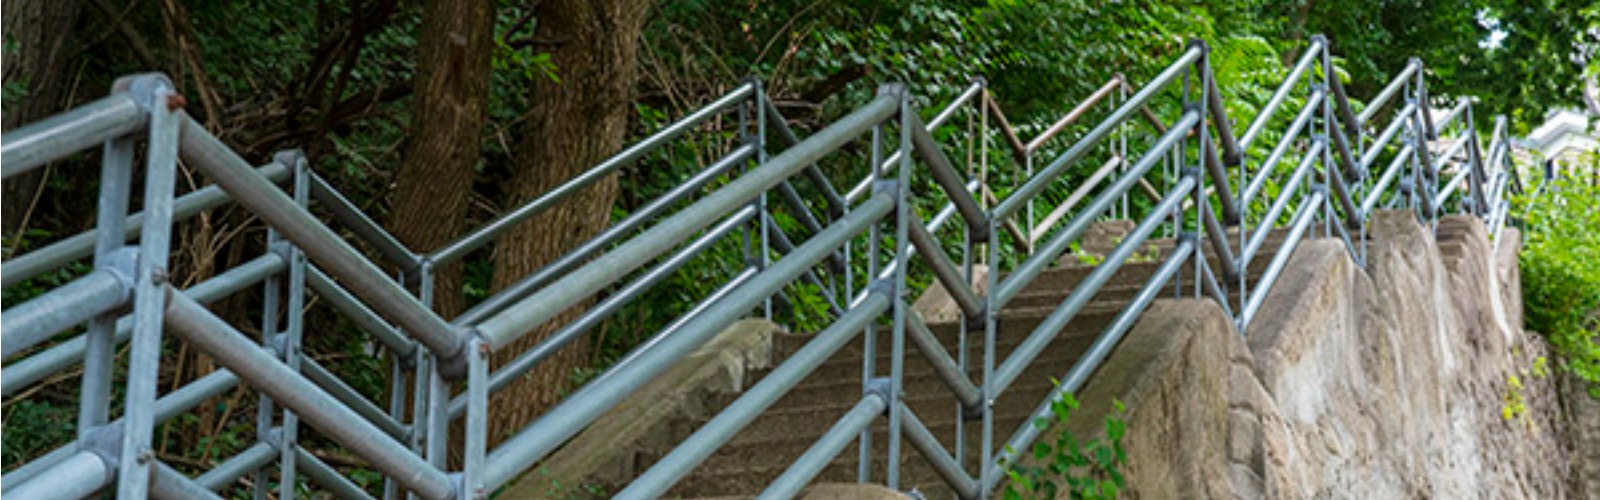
(884, 84, 912, 489)
(979, 210, 1000, 499)
(859, 117, 883, 484)
(256, 205, 284, 500)
(421, 262, 452, 473)
(1190, 39, 1207, 298)
(79, 76, 139, 440)
(115, 76, 181, 500)
(385, 347, 412, 500)
(753, 80, 774, 320)
(956, 80, 989, 471)
(1317, 36, 1334, 239)
(277, 150, 311, 499)
(1467, 105, 1485, 218)
(462, 337, 490, 500)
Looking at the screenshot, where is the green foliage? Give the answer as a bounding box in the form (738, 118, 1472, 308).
(1516, 178, 1600, 397)
(1, 400, 75, 467)
(1003, 393, 1128, 499)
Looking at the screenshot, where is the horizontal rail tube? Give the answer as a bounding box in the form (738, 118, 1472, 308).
(302, 356, 407, 440)
(474, 93, 897, 351)
(455, 205, 758, 413)
(1025, 76, 1121, 153)
(2, 162, 290, 289)
(617, 290, 890, 498)
(5, 450, 111, 500)
(2, 253, 282, 395)
(992, 174, 1196, 395)
(1438, 165, 1473, 203)
(1244, 141, 1323, 263)
(1240, 38, 1322, 150)
(305, 266, 415, 358)
(758, 394, 887, 500)
(929, 81, 985, 130)
(1359, 102, 1418, 169)
(179, 116, 468, 369)
(1242, 89, 1324, 205)
(4, 368, 242, 491)
(1431, 136, 1470, 174)
(1434, 100, 1471, 132)
(149, 459, 225, 500)
(994, 110, 1198, 308)
(432, 83, 756, 265)
(2, 269, 130, 359)
(454, 144, 754, 325)
(1031, 156, 1123, 242)
(195, 441, 276, 491)
(1359, 60, 1420, 125)
(1240, 193, 1324, 329)
(308, 172, 419, 270)
(989, 239, 1194, 492)
(483, 192, 894, 490)
(296, 446, 377, 500)
(995, 45, 1203, 222)
(162, 291, 455, 500)
(589, 266, 760, 391)
(1362, 145, 1415, 215)
(1, 94, 146, 178)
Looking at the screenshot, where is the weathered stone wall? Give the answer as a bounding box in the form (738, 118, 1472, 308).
(1072, 211, 1570, 499)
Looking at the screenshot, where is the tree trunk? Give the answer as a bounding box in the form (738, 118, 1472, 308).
(2, 0, 83, 238)
(487, 0, 651, 447)
(388, 0, 495, 318)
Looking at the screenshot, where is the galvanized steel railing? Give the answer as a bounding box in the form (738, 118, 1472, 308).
(0, 35, 1526, 500)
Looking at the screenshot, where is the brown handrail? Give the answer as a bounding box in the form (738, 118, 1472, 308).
(1025, 77, 1125, 154)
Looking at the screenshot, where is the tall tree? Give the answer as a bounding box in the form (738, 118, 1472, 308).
(2, 0, 83, 239)
(487, 0, 652, 446)
(389, 0, 495, 318)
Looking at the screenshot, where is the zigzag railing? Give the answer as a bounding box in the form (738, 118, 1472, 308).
(0, 34, 1528, 500)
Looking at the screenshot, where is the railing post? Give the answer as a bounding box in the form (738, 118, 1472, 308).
(255, 217, 283, 500)
(1318, 35, 1335, 239)
(881, 83, 914, 489)
(115, 75, 181, 500)
(79, 75, 140, 441)
(752, 80, 775, 320)
(420, 262, 452, 470)
(280, 150, 311, 499)
(979, 215, 1000, 499)
(463, 337, 490, 499)
(1190, 39, 1207, 298)
(859, 113, 882, 484)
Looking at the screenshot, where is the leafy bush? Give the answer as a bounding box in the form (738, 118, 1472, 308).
(1003, 393, 1128, 499)
(1517, 177, 1600, 397)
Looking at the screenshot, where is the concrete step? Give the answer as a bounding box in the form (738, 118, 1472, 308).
(666, 415, 1032, 498)
(655, 226, 1305, 498)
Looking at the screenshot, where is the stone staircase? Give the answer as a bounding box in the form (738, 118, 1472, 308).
(637, 226, 1294, 499)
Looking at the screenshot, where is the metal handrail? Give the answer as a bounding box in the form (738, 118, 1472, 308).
(0, 33, 1538, 500)
(429, 82, 758, 266)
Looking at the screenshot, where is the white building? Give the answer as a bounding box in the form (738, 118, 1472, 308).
(1522, 108, 1597, 184)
